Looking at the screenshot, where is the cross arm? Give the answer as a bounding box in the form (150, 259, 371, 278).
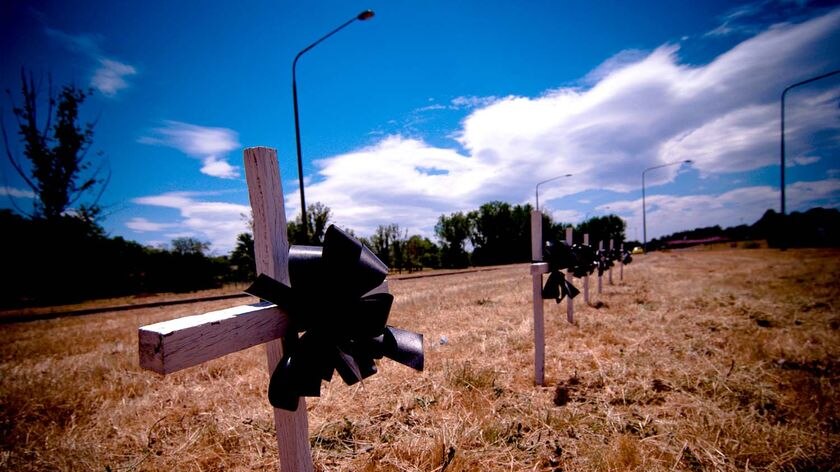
(138, 281, 390, 375)
(138, 301, 290, 374)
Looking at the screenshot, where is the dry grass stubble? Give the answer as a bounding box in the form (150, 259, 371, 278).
(0, 248, 837, 471)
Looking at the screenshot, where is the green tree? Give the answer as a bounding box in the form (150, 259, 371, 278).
(405, 235, 440, 270)
(370, 223, 404, 269)
(469, 201, 533, 265)
(288, 202, 331, 244)
(171, 237, 210, 255)
(435, 211, 471, 268)
(575, 215, 626, 246)
(229, 232, 255, 281)
(2, 70, 107, 222)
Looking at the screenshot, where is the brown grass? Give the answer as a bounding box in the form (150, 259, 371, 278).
(1, 248, 838, 471)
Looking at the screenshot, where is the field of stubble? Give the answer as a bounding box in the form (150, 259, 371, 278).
(1, 248, 837, 471)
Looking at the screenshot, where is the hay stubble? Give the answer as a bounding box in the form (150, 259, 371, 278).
(0, 249, 837, 471)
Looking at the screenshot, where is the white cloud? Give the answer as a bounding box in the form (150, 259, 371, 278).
(450, 95, 501, 109)
(91, 59, 137, 97)
(792, 155, 821, 166)
(44, 26, 137, 97)
(140, 121, 241, 179)
(125, 217, 177, 232)
(548, 209, 584, 224)
(285, 9, 839, 240)
(130, 192, 251, 254)
(0, 186, 35, 198)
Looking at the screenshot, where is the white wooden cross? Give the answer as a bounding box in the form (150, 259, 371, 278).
(582, 233, 590, 305)
(564, 227, 574, 324)
(597, 240, 604, 294)
(529, 209, 548, 386)
(620, 242, 625, 281)
(138, 147, 314, 471)
(608, 239, 615, 285)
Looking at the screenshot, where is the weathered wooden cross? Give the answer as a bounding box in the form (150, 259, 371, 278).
(582, 233, 590, 305)
(530, 209, 548, 385)
(529, 211, 584, 385)
(597, 240, 604, 294)
(138, 147, 314, 471)
(620, 242, 625, 281)
(563, 227, 574, 323)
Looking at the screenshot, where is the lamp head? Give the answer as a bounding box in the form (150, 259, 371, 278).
(684, 160, 693, 164)
(357, 10, 375, 20)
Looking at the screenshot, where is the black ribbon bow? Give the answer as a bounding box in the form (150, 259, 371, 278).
(596, 248, 615, 276)
(620, 249, 633, 265)
(245, 225, 424, 411)
(569, 243, 597, 278)
(541, 240, 581, 303)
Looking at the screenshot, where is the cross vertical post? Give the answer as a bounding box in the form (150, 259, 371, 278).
(583, 233, 590, 305)
(530, 209, 547, 386)
(620, 243, 624, 281)
(597, 240, 603, 294)
(244, 147, 313, 471)
(608, 239, 614, 285)
(565, 227, 574, 323)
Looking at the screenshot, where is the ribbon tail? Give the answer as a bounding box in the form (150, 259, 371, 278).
(563, 278, 580, 299)
(334, 347, 365, 386)
(542, 271, 563, 302)
(383, 326, 424, 371)
(267, 356, 301, 411)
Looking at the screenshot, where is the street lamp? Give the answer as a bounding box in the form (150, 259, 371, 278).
(292, 9, 375, 240)
(780, 69, 839, 217)
(535, 174, 573, 212)
(642, 160, 692, 252)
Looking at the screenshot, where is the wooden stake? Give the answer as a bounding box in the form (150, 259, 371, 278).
(530, 210, 546, 386)
(245, 147, 313, 472)
(597, 240, 603, 294)
(583, 233, 590, 305)
(565, 227, 574, 324)
(620, 243, 624, 281)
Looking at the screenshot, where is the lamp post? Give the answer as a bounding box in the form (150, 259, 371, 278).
(642, 160, 692, 252)
(780, 69, 839, 217)
(535, 173, 573, 212)
(292, 9, 375, 240)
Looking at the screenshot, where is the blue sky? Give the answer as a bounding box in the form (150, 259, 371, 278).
(2, 0, 839, 253)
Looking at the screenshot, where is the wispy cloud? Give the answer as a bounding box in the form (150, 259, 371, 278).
(91, 59, 137, 97)
(705, 0, 818, 37)
(139, 121, 241, 179)
(0, 186, 35, 199)
(125, 217, 177, 232)
(130, 191, 251, 254)
(450, 95, 501, 109)
(287, 9, 839, 240)
(44, 26, 137, 97)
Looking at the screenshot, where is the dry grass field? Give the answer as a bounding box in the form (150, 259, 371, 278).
(1, 248, 838, 471)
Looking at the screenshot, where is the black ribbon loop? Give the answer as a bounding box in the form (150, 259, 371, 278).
(542, 270, 581, 303)
(245, 225, 424, 411)
(541, 240, 582, 303)
(597, 248, 615, 276)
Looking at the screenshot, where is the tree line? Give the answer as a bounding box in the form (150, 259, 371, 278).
(232, 200, 628, 276)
